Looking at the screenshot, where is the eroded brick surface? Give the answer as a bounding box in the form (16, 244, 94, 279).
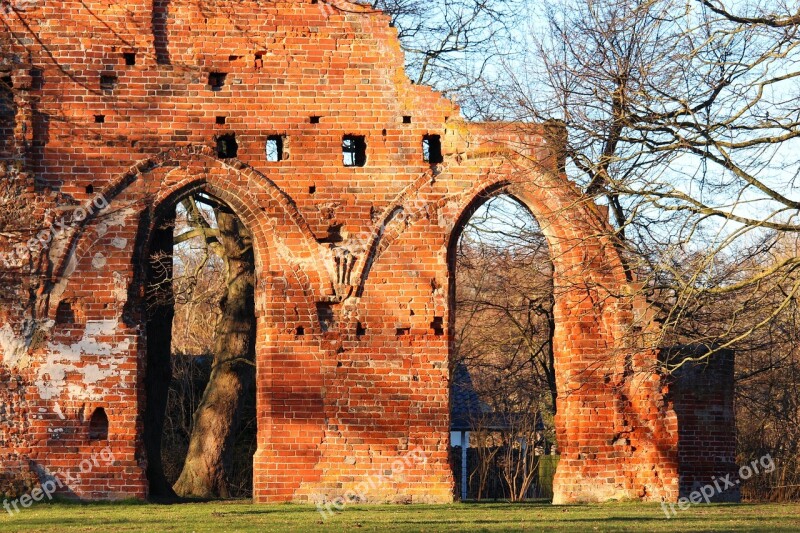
(666, 347, 738, 502)
(0, 0, 727, 504)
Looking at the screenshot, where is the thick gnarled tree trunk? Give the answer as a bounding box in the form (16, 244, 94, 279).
(172, 208, 256, 498)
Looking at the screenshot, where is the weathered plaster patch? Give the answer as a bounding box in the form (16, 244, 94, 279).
(96, 207, 135, 238)
(112, 271, 128, 303)
(91, 252, 107, 269)
(0, 322, 35, 369)
(0, 242, 32, 269)
(50, 206, 136, 282)
(60, 250, 78, 279)
(35, 318, 131, 401)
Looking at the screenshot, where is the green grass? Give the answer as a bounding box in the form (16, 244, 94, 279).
(2, 500, 800, 532)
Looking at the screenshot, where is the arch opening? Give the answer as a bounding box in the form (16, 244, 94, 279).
(88, 408, 109, 441)
(447, 191, 558, 501)
(142, 189, 257, 501)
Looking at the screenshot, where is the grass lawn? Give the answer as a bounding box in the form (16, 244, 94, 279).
(2, 501, 800, 532)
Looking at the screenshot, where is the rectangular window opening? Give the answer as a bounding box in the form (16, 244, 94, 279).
(402, 115, 412, 124)
(55, 300, 77, 325)
(342, 135, 367, 167)
(94, 114, 105, 123)
(317, 302, 335, 332)
(30, 68, 43, 90)
(266, 135, 284, 162)
(100, 74, 118, 92)
(215, 116, 226, 125)
(123, 52, 136, 66)
(216, 132, 238, 159)
(208, 72, 227, 91)
(423, 134, 443, 164)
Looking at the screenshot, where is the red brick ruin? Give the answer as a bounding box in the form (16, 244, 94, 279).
(0, 0, 735, 504)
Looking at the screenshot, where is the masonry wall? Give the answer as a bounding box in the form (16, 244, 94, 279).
(0, 0, 727, 505)
(666, 347, 739, 502)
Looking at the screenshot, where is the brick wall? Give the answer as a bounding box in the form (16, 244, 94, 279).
(0, 0, 731, 504)
(665, 346, 739, 502)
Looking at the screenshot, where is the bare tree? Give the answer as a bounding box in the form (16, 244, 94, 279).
(372, 0, 523, 112)
(466, 415, 500, 500)
(146, 195, 256, 499)
(448, 3, 800, 502)
(497, 410, 542, 502)
(452, 194, 556, 500)
(669, 232, 800, 501)
(481, 0, 800, 363)
(454, 195, 555, 411)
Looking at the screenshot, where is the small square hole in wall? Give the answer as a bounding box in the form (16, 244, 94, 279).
(402, 115, 412, 124)
(309, 115, 321, 124)
(215, 116, 226, 125)
(216, 133, 238, 159)
(295, 325, 305, 336)
(317, 302, 335, 332)
(309, 185, 316, 195)
(431, 316, 444, 336)
(100, 74, 117, 92)
(208, 72, 227, 91)
(0, 75, 12, 141)
(55, 300, 80, 325)
(356, 322, 366, 337)
(423, 134, 443, 164)
(342, 135, 367, 167)
(86, 184, 94, 194)
(94, 114, 105, 123)
(396, 327, 411, 337)
(30, 68, 43, 90)
(266, 135, 284, 162)
(123, 52, 136, 66)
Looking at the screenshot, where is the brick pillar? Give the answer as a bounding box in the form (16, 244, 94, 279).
(664, 346, 739, 502)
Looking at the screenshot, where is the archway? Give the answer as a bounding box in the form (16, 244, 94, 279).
(21, 134, 684, 504)
(142, 188, 257, 500)
(447, 190, 556, 501)
(90, 147, 329, 503)
(439, 159, 681, 503)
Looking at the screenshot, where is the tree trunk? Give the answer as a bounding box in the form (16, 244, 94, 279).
(172, 208, 256, 498)
(144, 210, 178, 500)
